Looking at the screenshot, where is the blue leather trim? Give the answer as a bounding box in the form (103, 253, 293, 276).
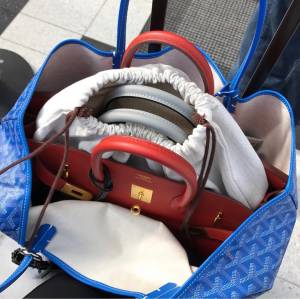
(195, 46, 227, 86)
(114, 0, 129, 68)
(0, 224, 56, 293)
(146, 283, 179, 298)
(172, 89, 297, 298)
(238, 90, 297, 207)
(0, 255, 32, 293)
(43, 250, 145, 298)
(134, 46, 174, 59)
(174, 195, 296, 298)
(0, 115, 32, 243)
(0, 39, 112, 244)
(52, 39, 113, 57)
(6, 39, 113, 119)
(31, 224, 57, 252)
(231, 0, 267, 90)
(132, 45, 227, 88)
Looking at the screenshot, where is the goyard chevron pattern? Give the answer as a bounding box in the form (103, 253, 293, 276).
(0, 118, 27, 241)
(175, 196, 297, 298)
(0, 72, 43, 243)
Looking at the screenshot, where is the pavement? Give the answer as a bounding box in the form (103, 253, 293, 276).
(0, 0, 299, 297)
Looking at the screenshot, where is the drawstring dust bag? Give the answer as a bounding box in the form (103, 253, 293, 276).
(33, 64, 268, 209)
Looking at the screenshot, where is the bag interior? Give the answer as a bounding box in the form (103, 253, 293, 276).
(23, 43, 292, 271)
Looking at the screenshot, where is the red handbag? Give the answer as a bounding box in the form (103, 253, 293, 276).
(28, 132, 287, 260)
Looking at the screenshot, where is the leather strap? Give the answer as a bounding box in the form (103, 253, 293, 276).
(91, 135, 198, 209)
(35, 157, 65, 190)
(181, 120, 216, 236)
(120, 31, 215, 95)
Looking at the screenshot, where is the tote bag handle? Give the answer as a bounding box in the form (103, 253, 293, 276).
(91, 135, 198, 209)
(116, 0, 267, 93)
(120, 31, 215, 95)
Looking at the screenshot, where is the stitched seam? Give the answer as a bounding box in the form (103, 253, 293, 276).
(18, 76, 40, 244)
(7, 41, 113, 242)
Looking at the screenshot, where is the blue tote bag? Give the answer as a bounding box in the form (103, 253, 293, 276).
(0, 0, 297, 297)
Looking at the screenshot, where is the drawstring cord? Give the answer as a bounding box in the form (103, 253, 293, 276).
(181, 115, 216, 238)
(0, 108, 216, 247)
(0, 108, 81, 248)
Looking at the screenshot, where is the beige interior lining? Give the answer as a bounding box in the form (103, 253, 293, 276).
(234, 95, 291, 174)
(33, 43, 292, 175)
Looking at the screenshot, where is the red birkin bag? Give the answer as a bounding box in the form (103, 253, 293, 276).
(28, 132, 286, 260)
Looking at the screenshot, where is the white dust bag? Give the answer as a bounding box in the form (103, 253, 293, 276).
(33, 64, 268, 209)
(27, 201, 192, 294)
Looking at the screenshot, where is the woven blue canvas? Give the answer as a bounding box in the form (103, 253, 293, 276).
(0, 85, 33, 242)
(0, 0, 298, 297)
(175, 195, 297, 298)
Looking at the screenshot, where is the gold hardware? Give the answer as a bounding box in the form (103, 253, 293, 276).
(61, 183, 93, 201)
(131, 205, 141, 215)
(131, 184, 153, 203)
(213, 212, 223, 224)
(63, 164, 69, 179)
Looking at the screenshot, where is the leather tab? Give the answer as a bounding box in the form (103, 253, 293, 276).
(146, 283, 179, 298)
(31, 224, 57, 253)
(217, 84, 240, 112)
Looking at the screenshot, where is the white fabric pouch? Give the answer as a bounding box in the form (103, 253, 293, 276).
(27, 201, 192, 294)
(33, 64, 268, 209)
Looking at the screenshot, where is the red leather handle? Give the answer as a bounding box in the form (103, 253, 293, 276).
(91, 135, 197, 208)
(120, 31, 215, 95)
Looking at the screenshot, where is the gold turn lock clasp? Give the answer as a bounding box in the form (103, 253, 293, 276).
(213, 211, 223, 224)
(61, 183, 93, 201)
(130, 184, 153, 203)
